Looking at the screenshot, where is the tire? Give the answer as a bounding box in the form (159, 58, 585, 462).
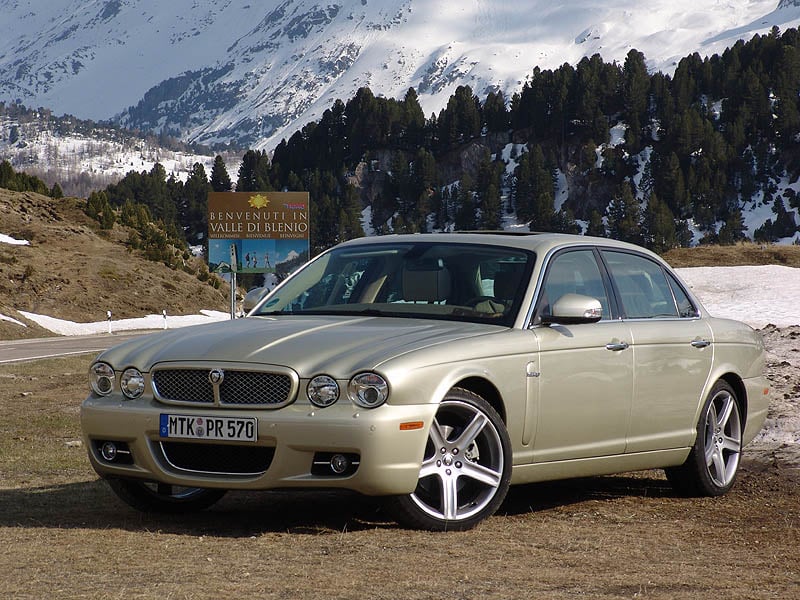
(389, 388, 512, 531)
(107, 478, 226, 514)
(665, 380, 743, 496)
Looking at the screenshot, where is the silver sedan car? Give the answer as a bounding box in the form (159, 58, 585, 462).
(81, 233, 769, 530)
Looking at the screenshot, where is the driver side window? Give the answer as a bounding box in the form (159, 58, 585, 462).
(538, 249, 610, 320)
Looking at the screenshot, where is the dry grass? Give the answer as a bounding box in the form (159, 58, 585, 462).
(1, 354, 798, 599)
(663, 241, 800, 268)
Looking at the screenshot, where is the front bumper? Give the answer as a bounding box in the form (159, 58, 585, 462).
(81, 395, 437, 496)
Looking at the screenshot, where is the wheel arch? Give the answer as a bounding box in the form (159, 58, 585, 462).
(718, 372, 747, 423)
(452, 376, 506, 423)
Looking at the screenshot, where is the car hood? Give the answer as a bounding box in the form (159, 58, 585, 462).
(97, 315, 504, 377)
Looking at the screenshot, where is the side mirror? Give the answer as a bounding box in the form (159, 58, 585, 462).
(541, 293, 603, 325)
(243, 287, 270, 314)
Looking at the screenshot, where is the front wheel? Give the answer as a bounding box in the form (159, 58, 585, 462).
(389, 388, 511, 531)
(665, 380, 743, 496)
(107, 478, 226, 514)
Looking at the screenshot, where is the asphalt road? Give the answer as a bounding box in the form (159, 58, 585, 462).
(0, 331, 156, 364)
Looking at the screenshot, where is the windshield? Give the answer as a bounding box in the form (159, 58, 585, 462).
(251, 241, 534, 326)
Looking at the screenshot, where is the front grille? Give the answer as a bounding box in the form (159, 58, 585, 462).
(152, 368, 294, 407)
(160, 441, 275, 475)
(153, 370, 214, 403)
(219, 370, 293, 405)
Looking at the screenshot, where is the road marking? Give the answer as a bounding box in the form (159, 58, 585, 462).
(0, 349, 103, 365)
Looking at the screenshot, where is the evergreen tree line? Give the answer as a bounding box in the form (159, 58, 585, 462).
(0, 159, 62, 198)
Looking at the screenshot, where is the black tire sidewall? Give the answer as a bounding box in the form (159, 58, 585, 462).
(107, 478, 226, 514)
(688, 380, 742, 496)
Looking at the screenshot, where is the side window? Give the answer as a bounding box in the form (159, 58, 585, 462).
(602, 251, 678, 319)
(666, 271, 699, 318)
(538, 249, 610, 320)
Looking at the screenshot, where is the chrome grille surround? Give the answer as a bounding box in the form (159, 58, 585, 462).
(151, 363, 298, 409)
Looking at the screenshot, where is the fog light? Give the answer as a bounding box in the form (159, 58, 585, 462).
(100, 441, 118, 461)
(330, 453, 349, 474)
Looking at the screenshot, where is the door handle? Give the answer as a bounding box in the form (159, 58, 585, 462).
(605, 341, 629, 351)
(691, 339, 711, 349)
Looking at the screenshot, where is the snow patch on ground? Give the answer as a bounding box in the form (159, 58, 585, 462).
(16, 310, 229, 336)
(0, 233, 30, 246)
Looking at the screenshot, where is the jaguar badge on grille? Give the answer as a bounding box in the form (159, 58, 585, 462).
(208, 369, 225, 385)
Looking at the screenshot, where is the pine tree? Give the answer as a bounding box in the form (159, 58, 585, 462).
(210, 155, 232, 192)
(607, 183, 643, 244)
(514, 152, 534, 222)
(586, 210, 606, 237)
(236, 150, 271, 192)
(183, 162, 210, 244)
(622, 49, 649, 153)
(643, 193, 677, 253)
(718, 208, 747, 245)
(454, 175, 476, 230)
(529, 145, 554, 230)
(483, 90, 509, 133)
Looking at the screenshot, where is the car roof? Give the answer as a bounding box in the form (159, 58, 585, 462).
(335, 232, 666, 264)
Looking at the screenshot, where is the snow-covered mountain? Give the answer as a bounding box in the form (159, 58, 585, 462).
(3, 0, 800, 150)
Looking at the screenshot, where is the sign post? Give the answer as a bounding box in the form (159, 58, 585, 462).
(229, 243, 238, 319)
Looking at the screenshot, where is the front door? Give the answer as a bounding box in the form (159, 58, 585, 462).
(530, 248, 633, 462)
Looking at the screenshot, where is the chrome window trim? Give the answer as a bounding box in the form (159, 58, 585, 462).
(525, 244, 705, 328)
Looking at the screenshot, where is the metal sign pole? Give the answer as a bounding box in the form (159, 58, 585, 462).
(230, 243, 238, 319)
(230, 272, 237, 319)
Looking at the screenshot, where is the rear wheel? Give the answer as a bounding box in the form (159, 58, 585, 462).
(107, 478, 226, 514)
(389, 388, 511, 531)
(665, 380, 742, 496)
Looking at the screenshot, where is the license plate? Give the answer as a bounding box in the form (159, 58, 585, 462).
(159, 414, 257, 442)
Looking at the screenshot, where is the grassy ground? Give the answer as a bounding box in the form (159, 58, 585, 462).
(662, 241, 800, 267)
(0, 354, 798, 599)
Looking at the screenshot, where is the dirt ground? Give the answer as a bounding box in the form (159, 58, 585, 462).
(0, 325, 797, 599)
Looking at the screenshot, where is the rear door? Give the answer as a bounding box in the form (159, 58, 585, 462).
(600, 250, 713, 452)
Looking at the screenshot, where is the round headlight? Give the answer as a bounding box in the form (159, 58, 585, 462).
(120, 368, 145, 399)
(89, 362, 115, 396)
(307, 375, 339, 407)
(348, 372, 389, 408)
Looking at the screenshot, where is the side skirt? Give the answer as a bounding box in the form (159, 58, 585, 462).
(510, 448, 691, 485)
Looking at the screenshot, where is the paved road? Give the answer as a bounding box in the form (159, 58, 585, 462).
(0, 331, 157, 364)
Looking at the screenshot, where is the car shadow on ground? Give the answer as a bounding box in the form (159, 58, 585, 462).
(0, 479, 393, 535)
(0, 471, 678, 535)
(500, 471, 675, 517)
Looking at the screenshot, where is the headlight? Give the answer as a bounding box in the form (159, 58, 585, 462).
(307, 375, 339, 407)
(347, 372, 388, 408)
(89, 362, 115, 396)
(120, 368, 145, 399)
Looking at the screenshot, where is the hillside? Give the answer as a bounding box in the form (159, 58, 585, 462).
(0, 189, 228, 339)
